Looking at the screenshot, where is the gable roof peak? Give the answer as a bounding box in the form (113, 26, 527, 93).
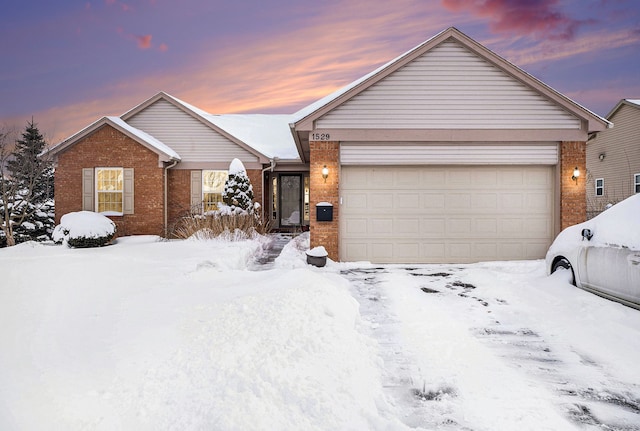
(292, 26, 610, 132)
(605, 98, 640, 119)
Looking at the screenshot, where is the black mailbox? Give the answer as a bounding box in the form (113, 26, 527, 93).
(316, 202, 333, 222)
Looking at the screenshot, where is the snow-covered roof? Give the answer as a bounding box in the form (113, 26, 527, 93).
(162, 93, 300, 161)
(49, 116, 181, 162)
(208, 114, 299, 160)
(106, 116, 181, 161)
(625, 99, 640, 107)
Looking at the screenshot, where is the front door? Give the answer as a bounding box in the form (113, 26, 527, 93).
(280, 174, 302, 227)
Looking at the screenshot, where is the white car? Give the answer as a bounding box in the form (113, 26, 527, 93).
(546, 193, 640, 309)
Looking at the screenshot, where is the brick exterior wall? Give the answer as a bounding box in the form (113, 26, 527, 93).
(55, 125, 165, 237)
(560, 141, 587, 230)
(167, 169, 191, 233)
(309, 141, 340, 260)
(246, 169, 263, 219)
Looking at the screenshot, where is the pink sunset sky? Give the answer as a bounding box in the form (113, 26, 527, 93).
(1, 0, 639, 143)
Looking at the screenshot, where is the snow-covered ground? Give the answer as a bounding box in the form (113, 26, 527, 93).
(1, 234, 639, 430)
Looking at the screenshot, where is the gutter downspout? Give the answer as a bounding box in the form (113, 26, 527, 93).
(164, 159, 179, 237)
(261, 158, 277, 223)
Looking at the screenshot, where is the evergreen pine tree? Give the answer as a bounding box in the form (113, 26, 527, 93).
(8, 119, 53, 202)
(0, 120, 55, 245)
(222, 158, 254, 212)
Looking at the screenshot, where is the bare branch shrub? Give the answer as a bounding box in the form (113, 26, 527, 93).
(172, 211, 271, 240)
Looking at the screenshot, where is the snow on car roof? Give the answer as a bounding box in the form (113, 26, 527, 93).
(587, 193, 640, 249)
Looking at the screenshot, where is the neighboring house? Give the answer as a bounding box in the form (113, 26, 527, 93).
(586, 99, 640, 218)
(49, 27, 609, 264)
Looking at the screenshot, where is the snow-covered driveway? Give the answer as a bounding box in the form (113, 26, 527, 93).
(1, 234, 639, 430)
(341, 262, 640, 431)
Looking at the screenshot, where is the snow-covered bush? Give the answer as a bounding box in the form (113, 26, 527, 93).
(173, 158, 269, 240)
(222, 158, 254, 213)
(52, 211, 116, 248)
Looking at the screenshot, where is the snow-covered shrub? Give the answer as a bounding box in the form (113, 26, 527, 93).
(222, 158, 254, 213)
(173, 158, 269, 240)
(4, 199, 56, 245)
(52, 211, 116, 248)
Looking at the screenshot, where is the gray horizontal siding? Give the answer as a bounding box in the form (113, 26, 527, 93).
(318, 40, 580, 130)
(127, 100, 260, 164)
(586, 104, 640, 211)
(340, 143, 558, 165)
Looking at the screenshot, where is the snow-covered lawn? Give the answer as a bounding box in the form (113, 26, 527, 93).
(1, 234, 639, 430)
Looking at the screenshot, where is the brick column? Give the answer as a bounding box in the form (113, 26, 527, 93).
(560, 141, 586, 230)
(309, 141, 340, 260)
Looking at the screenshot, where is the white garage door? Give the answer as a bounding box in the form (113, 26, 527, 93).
(340, 165, 555, 263)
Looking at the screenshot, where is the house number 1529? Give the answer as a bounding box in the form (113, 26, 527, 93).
(311, 132, 331, 141)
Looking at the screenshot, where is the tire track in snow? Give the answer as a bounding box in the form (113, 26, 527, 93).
(341, 267, 474, 430)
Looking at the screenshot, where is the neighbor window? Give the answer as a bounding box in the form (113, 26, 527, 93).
(96, 167, 123, 213)
(595, 178, 604, 196)
(202, 170, 228, 211)
(635, 173, 640, 194)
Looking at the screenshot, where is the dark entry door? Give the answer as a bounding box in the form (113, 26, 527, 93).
(280, 175, 302, 226)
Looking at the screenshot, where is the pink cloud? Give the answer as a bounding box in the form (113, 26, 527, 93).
(136, 34, 152, 49)
(441, 0, 594, 40)
(158, 43, 168, 52)
(105, 0, 133, 12)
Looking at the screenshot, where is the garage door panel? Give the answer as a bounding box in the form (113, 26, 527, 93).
(344, 218, 369, 235)
(423, 193, 446, 209)
(526, 242, 549, 259)
(396, 243, 421, 259)
(397, 169, 421, 185)
(371, 218, 393, 235)
(420, 218, 446, 235)
(448, 218, 472, 235)
(397, 193, 421, 209)
(345, 193, 368, 210)
(340, 165, 555, 263)
(372, 193, 394, 209)
(472, 193, 498, 210)
(446, 193, 472, 210)
(423, 242, 446, 258)
(475, 243, 498, 259)
(476, 219, 498, 235)
(526, 192, 551, 210)
(500, 169, 526, 187)
(372, 243, 393, 260)
(396, 218, 421, 234)
(421, 170, 447, 187)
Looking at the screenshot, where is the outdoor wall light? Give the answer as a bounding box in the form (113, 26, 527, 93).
(599, 153, 606, 161)
(572, 167, 580, 184)
(322, 165, 329, 183)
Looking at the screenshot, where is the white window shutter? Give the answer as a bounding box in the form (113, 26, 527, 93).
(123, 168, 134, 214)
(82, 168, 94, 211)
(190, 170, 202, 214)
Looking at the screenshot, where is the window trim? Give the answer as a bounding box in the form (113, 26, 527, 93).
(95, 167, 124, 215)
(595, 177, 604, 197)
